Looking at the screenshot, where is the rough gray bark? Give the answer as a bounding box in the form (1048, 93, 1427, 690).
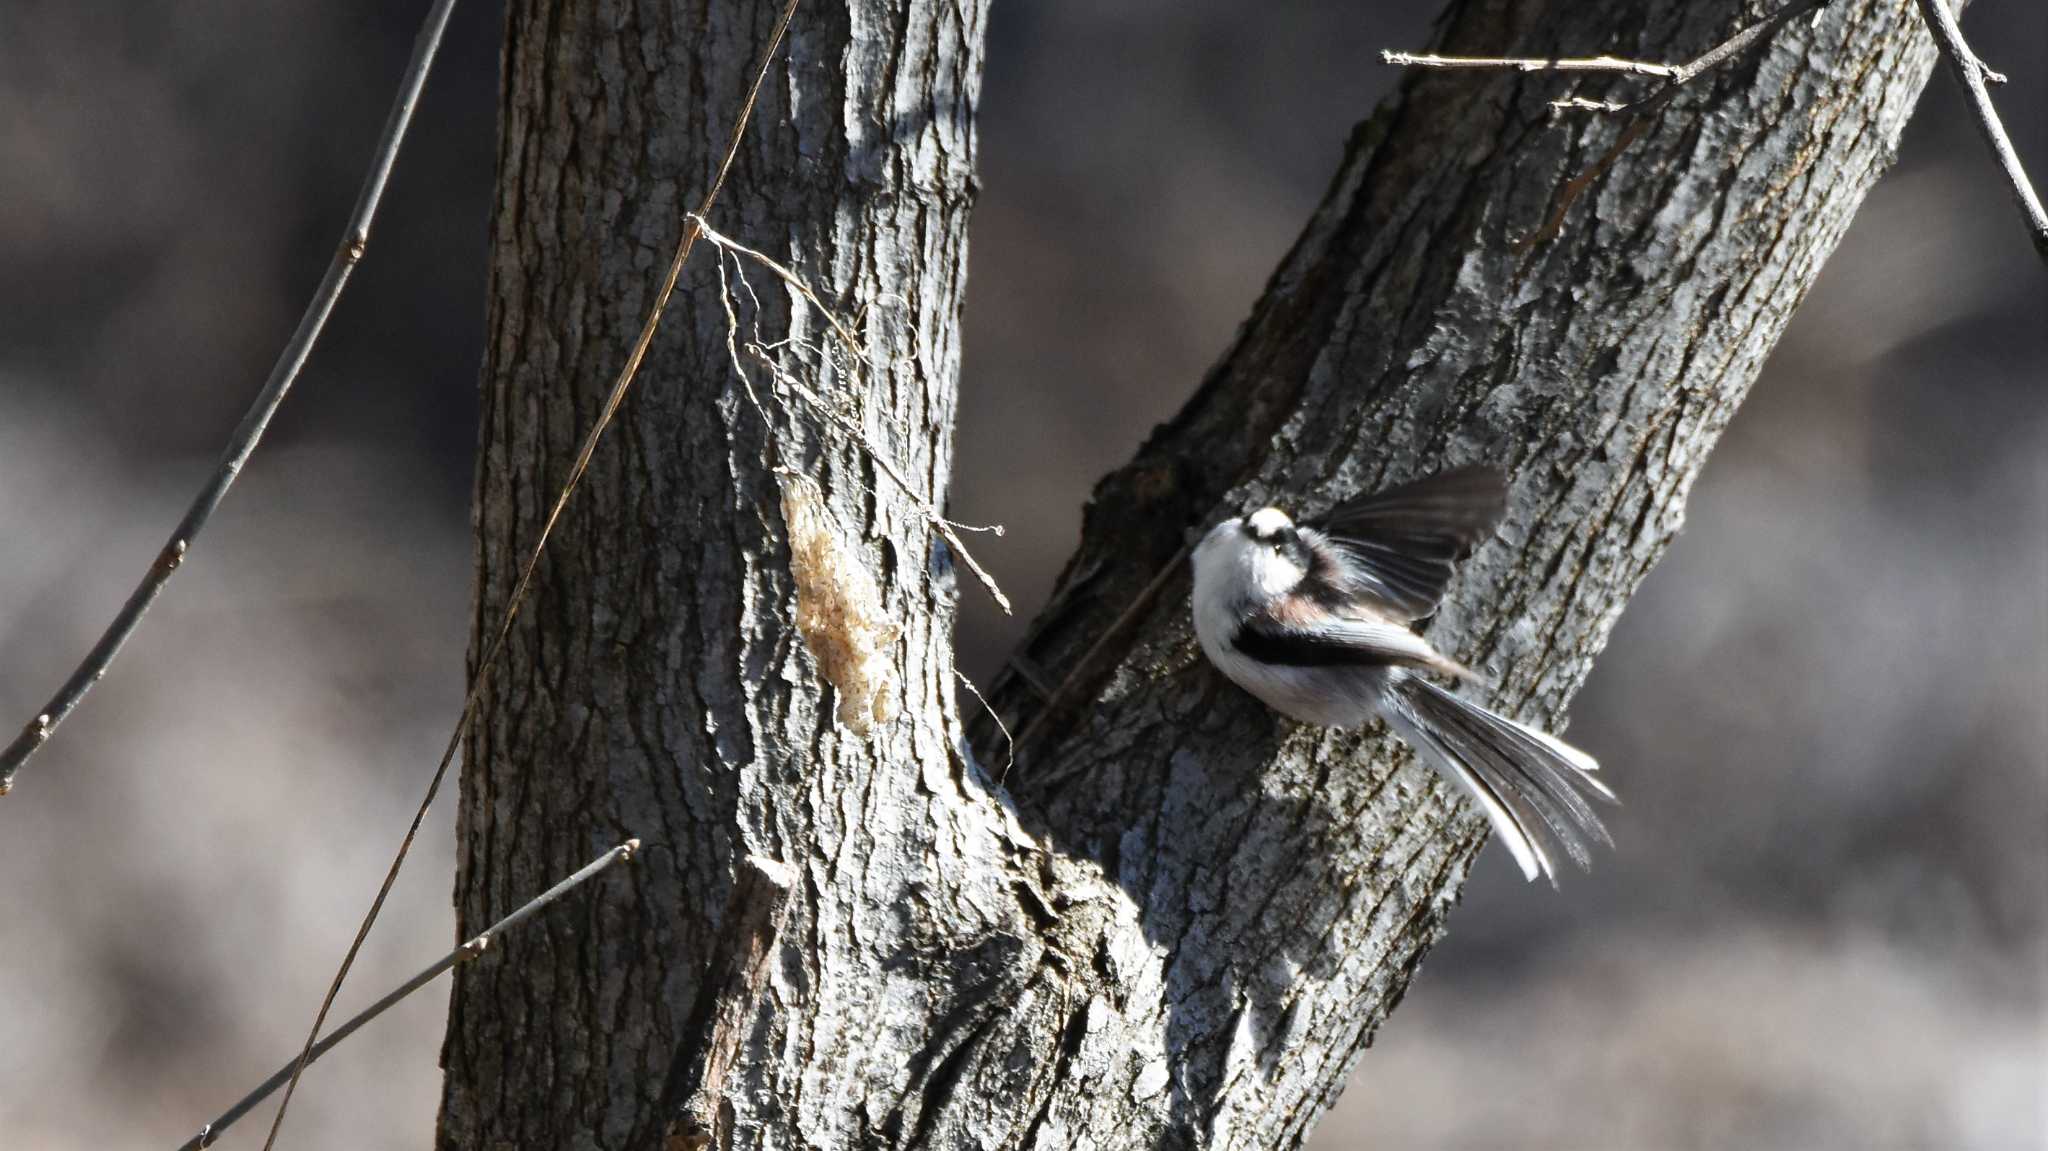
(442, 1, 1942, 1148)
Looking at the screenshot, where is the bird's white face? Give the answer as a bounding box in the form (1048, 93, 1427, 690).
(1193, 507, 1309, 609)
(1190, 507, 1377, 728)
(1244, 506, 1293, 541)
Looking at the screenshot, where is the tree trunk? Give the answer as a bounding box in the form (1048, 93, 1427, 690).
(442, 1, 1942, 1148)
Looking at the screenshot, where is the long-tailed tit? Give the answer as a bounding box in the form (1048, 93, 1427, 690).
(1190, 466, 1614, 884)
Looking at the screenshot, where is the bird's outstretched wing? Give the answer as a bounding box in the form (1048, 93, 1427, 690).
(1307, 465, 1508, 621)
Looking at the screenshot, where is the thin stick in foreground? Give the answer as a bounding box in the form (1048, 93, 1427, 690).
(1381, 51, 1680, 80)
(1385, 0, 1832, 243)
(691, 213, 1011, 612)
(1383, 0, 1828, 101)
(1913, 0, 2048, 265)
(1009, 541, 1191, 764)
(176, 840, 640, 1151)
(0, 0, 463, 795)
(251, 4, 804, 1149)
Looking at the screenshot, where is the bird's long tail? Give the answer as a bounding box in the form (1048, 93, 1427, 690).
(1379, 670, 1616, 885)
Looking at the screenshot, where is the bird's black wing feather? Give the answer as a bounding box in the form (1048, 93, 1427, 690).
(1230, 612, 1440, 669)
(1307, 465, 1508, 620)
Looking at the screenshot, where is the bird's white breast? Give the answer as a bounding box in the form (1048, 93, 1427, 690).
(1189, 517, 1383, 728)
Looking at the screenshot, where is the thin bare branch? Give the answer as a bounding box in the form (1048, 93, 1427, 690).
(177, 840, 640, 1151)
(1010, 541, 1192, 763)
(955, 670, 1015, 780)
(1385, 0, 1833, 246)
(691, 213, 1012, 613)
(0, 0, 462, 795)
(1913, 0, 2048, 265)
(254, 3, 805, 1147)
(1385, 0, 1828, 95)
(1381, 50, 1679, 79)
(1550, 95, 1637, 114)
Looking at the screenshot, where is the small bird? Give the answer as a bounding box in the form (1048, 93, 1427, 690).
(1189, 466, 1614, 884)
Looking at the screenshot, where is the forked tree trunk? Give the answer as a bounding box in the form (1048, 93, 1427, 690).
(441, 1, 1942, 1147)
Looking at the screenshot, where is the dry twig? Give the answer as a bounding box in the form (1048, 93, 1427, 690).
(1385, 0, 1833, 245)
(177, 840, 640, 1151)
(955, 670, 1016, 780)
(255, 3, 804, 1146)
(692, 213, 1011, 612)
(1912, 0, 2048, 264)
(0, 0, 462, 794)
(1382, 51, 1682, 81)
(1009, 541, 1192, 762)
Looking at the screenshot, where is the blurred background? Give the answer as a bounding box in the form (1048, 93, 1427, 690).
(1, 1, 2041, 1148)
